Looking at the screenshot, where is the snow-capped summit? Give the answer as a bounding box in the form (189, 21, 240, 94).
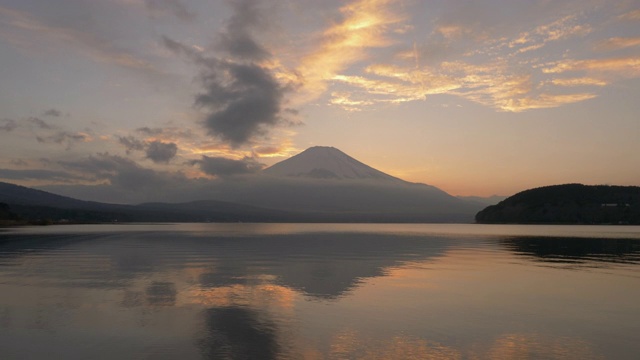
(263, 146, 401, 181)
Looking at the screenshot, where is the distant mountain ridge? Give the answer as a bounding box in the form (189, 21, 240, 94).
(475, 184, 640, 224)
(0, 182, 295, 223)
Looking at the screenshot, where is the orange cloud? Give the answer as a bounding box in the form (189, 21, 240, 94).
(543, 57, 640, 76)
(619, 9, 640, 21)
(296, 0, 405, 102)
(551, 77, 608, 87)
(595, 37, 640, 51)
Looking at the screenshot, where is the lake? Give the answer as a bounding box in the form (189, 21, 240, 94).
(1, 224, 639, 359)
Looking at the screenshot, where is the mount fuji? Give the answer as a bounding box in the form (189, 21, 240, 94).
(263, 146, 401, 182)
(205, 146, 484, 222)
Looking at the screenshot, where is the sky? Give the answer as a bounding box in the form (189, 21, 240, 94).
(0, 0, 639, 198)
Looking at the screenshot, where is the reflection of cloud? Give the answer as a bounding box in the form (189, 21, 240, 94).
(329, 330, 461, 360)
(483, 333, 602, 360)
(197, 306, 280, 360)
(145, 281, 177, 306)
(190, 283, 296, 311)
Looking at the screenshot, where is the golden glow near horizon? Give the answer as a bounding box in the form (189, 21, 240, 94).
(0, 0, 638, 197)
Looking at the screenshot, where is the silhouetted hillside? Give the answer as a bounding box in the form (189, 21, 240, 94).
(0, 182, 294, 223)
(476, 184, 640, 224)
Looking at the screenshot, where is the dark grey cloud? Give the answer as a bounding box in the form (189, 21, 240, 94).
(36, 131, 88, 150)
(58, 153, 180, 191)
(145, 141, 178, 163)
(43, 109, 62, 117)
(0, 168, 80, 182)
(0, 119, 17, 132)
(196, 61, 284, 146)
(161, 0, 291, 148)
(195, 155, 264, 177)
(136, 126, 164, 135)
(216, 0, 270, 60)
(27, 117, 55, 130)
(144, 0, 195, 22)
(118, 136, 146, 154)
(11, 159, 28, 166)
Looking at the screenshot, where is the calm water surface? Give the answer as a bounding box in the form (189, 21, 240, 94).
(0, 224, 639, 359)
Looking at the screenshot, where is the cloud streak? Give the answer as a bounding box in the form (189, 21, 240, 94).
(144, 0, 195, 22)
(0, 5, 157, 73)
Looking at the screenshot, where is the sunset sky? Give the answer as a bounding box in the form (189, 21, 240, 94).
(0, 0, 639, 198)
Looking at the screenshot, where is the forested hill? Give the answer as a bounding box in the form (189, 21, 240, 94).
(475, 184, 640, 224)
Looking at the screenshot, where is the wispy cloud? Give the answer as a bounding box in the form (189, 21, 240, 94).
(507, 15, 591, 54)
(323, 2, 637, 112)
(619, 9, 640, 21)
(550, 78, 607, 87)
(595, 37, 640, 51)
(543, 57, 640, 76)
(36, 131, 92, 150)
(0, 119, 17, 132)
(144, 0, 195, 22)
(0, 5, 157, 73)
(296, 0, 406, 102)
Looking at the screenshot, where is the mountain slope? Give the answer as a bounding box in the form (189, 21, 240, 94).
(237, 146, 483, 221)
(0, 182, 295, 223)
(263, 146, 401, 181)
(475, 184, 640, 224)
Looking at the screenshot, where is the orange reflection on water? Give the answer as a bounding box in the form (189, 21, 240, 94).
(468, 333, 603, 360)
(187, 283, 297, 311)
(327, 329, 461, 360)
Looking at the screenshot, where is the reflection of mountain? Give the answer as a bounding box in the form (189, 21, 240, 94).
(0, 230, 453, 299)
(187, 233, 452, 299)
(500, 237, 640, 265)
